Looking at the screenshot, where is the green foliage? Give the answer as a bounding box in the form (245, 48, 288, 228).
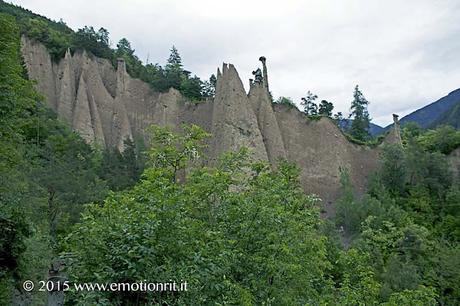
(114, 37, 145, 80)
(300, 90, 318, 115)
(382, 286, 438, 306)
(201, 74, 216, 98)
(333, 111, 343, 121)
(73, 26, 112, 59)
(0, 1, 74, 60)
(274, 96, 296, 108)
(318, 99, 334, 117)
(64, 125, 333, 305)
(147, 124, 210, 181)
(342, 128, 384, 148)
(336, 127, 460, 304)
(404, 142, 451, 200)
(166, 45, 182, 70)
(375, 137, 455, 231)
(0, 14, 133, 303)
(335, 168, 357, 232)
(0, 14, 37, 139)
(25, 17, 72, 60)
(0, 14, 38, 302)
(431, 244, 460, 305)
(139, 63, 169, 92)
(27, 115, 109, 240)
(116, 38, 134, 56)
(354, 216, 439, 301)
(401, 120, 460, 155)
(97, 138, 145, 191)
(349, 85, 371, 141)
(416, 125, 460, 154)
(335, 169, 396, 236)
(344, 133, 368, 145)
(402, 121, 422, 142)
(162, 46, 204, 100)
(60, 124, 457, 305)
(380, 144, 407, 195)
(333, 249, 381, 305)
(180, 74, 203, 100)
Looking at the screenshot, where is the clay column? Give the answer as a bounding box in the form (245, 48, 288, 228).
(259, 56, 268, 91)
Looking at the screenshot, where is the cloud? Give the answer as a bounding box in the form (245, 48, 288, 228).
(10, 0, 460, 126)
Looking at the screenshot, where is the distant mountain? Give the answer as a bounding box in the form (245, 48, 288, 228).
(381, 88, 460, 132)
(430, 99, 460, 129)
(338, 119, 384, 136)
(340, 88, 460, 136)
(368, 122, 385, 136)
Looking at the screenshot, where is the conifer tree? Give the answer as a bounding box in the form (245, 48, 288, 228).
(349, 85, 370, 141)
(165, 45, 183, 71)
(165, 46, 183, 90)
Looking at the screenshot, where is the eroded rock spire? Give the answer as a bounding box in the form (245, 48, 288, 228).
(259, 56, 268, 91)
(250, 56, 268, 89)
(392, 114, 403, 145)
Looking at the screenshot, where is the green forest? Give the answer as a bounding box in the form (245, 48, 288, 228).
(1, 2, 460, 305)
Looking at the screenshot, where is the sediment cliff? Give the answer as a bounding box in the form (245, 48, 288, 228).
(21, 36, 387, 206)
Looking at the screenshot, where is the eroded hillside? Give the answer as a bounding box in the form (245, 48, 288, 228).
(21, 36, 392, 206)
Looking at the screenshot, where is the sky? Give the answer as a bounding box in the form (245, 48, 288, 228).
(10, 0, 460, 126)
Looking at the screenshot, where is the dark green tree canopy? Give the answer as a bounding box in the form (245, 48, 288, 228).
(318, 99, 334, 117)
(274, 96, 296, 108)
(349, 85, 371, 141)
(301, 90, 318, 115)
(201, 74, 217, 98)
(166, 45, 182, 70)
(73, 26, 112, 59)
(334, 111, 343, 121)
(116, 37, 134, 56)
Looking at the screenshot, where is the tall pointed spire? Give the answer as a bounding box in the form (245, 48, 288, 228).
(392, 114, 403, 145)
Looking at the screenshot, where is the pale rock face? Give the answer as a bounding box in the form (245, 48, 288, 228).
(21, 36, 57, 109)
(274, 106, 380, 214)
(210, 64, 268, 162)
(111, 59, 132, 149)
(55, 48, 74, 123)
(248, 83, 286, 164)
(72, 73, 95, 143)
(21, 37, 390, 206)
(382, 114, 403, 146)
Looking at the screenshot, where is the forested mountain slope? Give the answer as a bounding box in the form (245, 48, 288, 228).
(379, 88, 460, 132)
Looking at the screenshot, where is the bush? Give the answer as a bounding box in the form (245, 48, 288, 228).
(274, 96, 296, 109)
